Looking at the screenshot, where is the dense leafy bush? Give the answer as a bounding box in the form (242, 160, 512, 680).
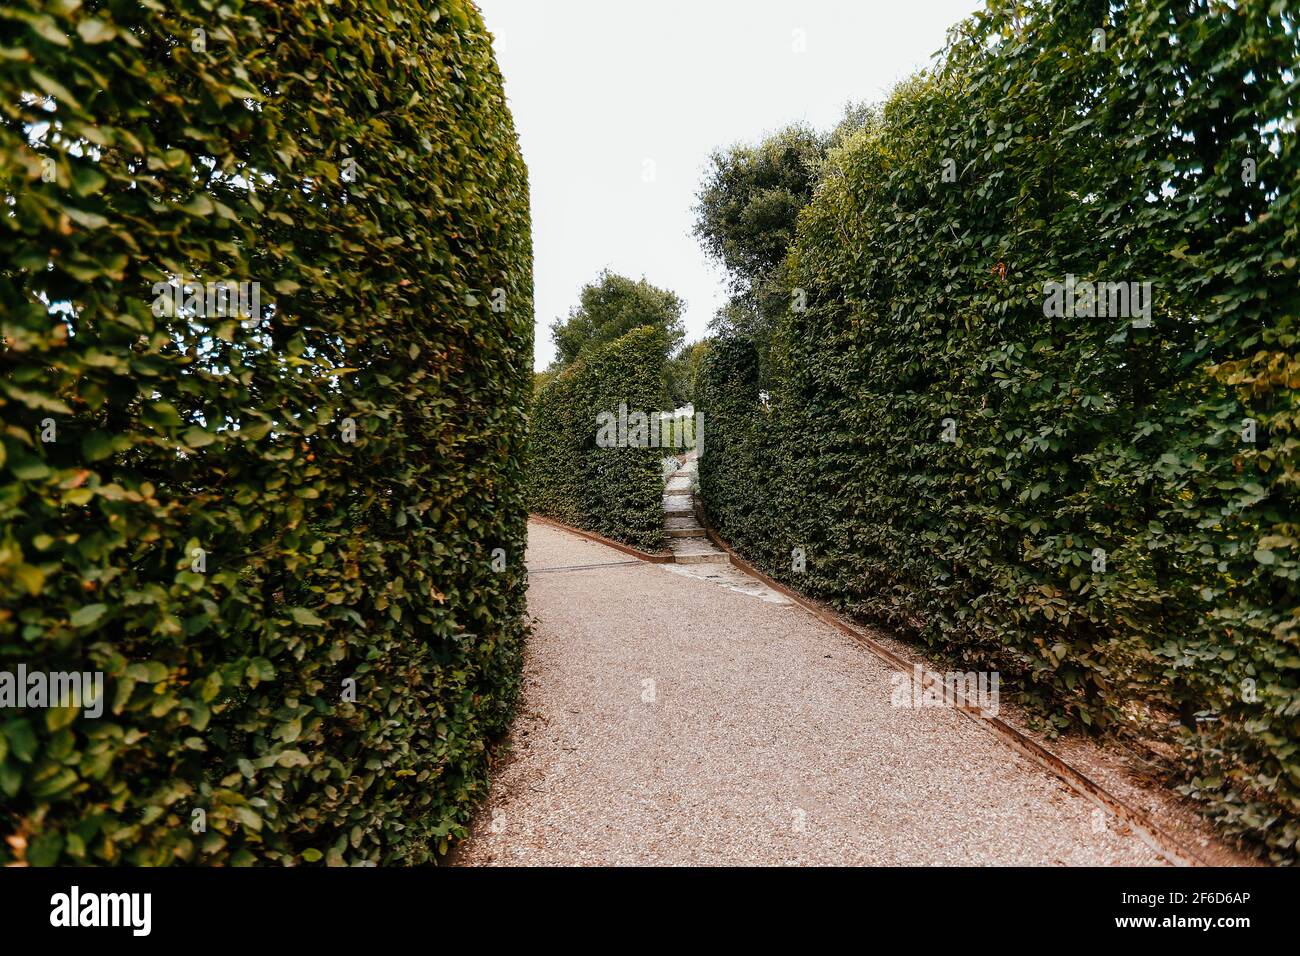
(529, 326, 668, 552)
(0, 0, 531, 864)
(666, 339, 710, 407)
(697, 0, 1299, 859)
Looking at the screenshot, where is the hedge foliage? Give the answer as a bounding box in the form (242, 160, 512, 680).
(696, 0, 1300, 859)
(0, 0, 532, 864)
(529, 326, 668, 553)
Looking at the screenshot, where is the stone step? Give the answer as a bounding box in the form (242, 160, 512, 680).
(663, 488, 693, 497)
(665, 516, 701, 529)
(667, 527, 706, 538)
(670, 537, 727, 555)
(672, 550, 730, 565)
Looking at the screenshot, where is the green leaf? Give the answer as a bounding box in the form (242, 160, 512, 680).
(46, 705, 79, 732)
(63, 206, 109, 230)
(183, 426, 217, 448)
(181, 194, 215, 216)
(12, 563, 45, 596)
(69, 603, 107, 628)
(29, 69, 78, 107)
(200, 671, 223, 702)
(28, 15, 71, 47)
(76, 19, 117, 44)
(1, 383, 72, 414)
(289, 607, 325, 626)
(82, 430, 116, 461)
(4, 720, 38, 763)
(125, 661, 169, 683)
(70, 166, 107, 197)
(0, 762, 20, 799)
(275, 717, 302, 742)
(27, 831, 64, 866)
(144, 402, 183, 429)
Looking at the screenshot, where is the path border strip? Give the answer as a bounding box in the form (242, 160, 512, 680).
(528, 514, 675, 563)
(529, 560, 642, 574)
(688, 512, 1206, 868)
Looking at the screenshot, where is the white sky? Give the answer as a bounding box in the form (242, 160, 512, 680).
(476, 0, 983, 369)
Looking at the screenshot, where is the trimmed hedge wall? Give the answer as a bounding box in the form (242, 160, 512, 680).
(529, 326, 667, 553)
(697, 0, 1299, 859)
(0, 0, 532, 864)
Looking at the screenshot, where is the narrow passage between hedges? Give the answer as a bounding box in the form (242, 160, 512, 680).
(454, 521, 1169, 866)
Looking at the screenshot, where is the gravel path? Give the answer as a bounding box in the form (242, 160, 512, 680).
(454, 521, 1166, 866)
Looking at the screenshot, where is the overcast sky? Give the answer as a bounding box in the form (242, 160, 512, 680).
(476, 0, 982, 370)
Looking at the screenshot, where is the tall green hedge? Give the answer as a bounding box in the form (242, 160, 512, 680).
(0, 0, 532, 864)
(529, 326, 668, 552)
(697, 0, 1299, 859)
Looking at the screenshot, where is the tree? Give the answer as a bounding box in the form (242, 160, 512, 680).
(693, 106, 876, 386)
(550, 270, 685, 368)
(693, 125, 825, 294)
(693, 104, 873, 296)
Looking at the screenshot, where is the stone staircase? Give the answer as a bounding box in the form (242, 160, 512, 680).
(663, 461, 729, 565)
